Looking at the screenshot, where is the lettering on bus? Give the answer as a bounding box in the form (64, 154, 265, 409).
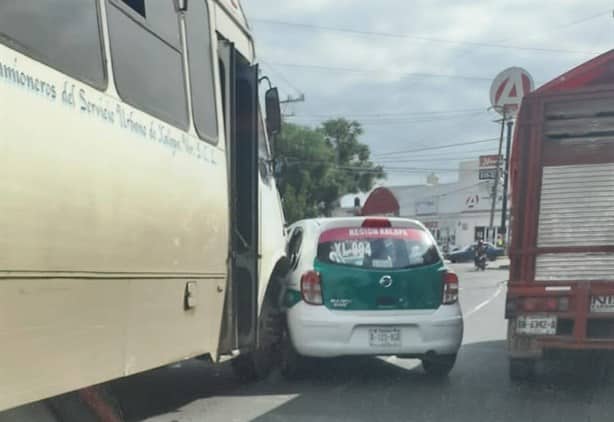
(1, 55, 218, 165)
(0, 58, 57, 100)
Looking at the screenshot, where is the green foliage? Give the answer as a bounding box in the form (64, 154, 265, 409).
(274, 118, 385, 223)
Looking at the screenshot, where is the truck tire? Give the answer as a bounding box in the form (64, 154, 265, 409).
(422, 353, 457, 377)
(231, 291, 283, 381)
(509, 358, 535, 381)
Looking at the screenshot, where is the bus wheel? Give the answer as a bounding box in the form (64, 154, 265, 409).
(231, 294, 282, 381)
(509, 358, 535, 381)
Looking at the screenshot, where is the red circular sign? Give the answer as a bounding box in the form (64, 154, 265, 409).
(490, 67, 534, 117)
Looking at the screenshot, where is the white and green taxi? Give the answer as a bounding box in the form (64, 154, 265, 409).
(280, 217, 463, 377)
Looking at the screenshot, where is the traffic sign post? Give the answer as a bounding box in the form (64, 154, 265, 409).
(488, 67, 534, 239)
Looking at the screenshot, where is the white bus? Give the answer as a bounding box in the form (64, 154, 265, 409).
(0, 0, 287, 412)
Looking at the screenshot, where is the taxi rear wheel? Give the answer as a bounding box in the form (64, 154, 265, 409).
(280, 325, 306, 379)
(421, 353, 457, 377)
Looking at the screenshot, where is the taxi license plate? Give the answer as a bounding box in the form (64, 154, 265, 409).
(516, 315, 557, 335)
(590, 296, 614, 313)
(369, 327, 401, 347)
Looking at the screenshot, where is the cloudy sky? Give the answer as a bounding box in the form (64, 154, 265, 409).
(243, 1, 613, 187)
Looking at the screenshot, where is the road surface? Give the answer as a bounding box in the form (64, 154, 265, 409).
(106, 262, 614, 422)
(3, 262, 613, 422)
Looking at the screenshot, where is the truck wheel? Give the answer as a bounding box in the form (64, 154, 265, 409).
(509, 358, 535, 381)
(280, 325, 306, 379)
(422, 353, 457, 377)
(231, 294, 282, 381)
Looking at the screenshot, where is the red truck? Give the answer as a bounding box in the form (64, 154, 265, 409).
(506, 49, 614, 379)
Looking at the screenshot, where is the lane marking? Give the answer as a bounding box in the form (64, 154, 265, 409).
(463, 281, 506, 319)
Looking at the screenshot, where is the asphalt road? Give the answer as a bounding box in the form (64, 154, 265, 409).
(103, 262, 614, 422)
(5, 263, 613, 422)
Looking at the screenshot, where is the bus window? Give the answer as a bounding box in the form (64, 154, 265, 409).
(0, 1, 105, 89)
(185, 0, 219, 144)
(106, 0, 188, 129)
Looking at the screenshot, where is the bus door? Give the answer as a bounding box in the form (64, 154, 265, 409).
(217, 39, 259, 355)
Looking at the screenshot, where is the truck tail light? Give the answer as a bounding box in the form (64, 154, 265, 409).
(506, 296, 570, 317)
(442, 271, 459, 305)
(300, 271, 323, 305)
(361, 218, 391, 228)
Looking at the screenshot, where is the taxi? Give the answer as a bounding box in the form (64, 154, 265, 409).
(280, 217, 463, 378)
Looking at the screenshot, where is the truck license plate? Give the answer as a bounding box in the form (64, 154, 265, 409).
(516, 315, 557, 335)
(591, 296, 614, 313)
(369, 327, 401, 347)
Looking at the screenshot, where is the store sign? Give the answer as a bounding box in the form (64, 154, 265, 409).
(479, 155, 502, 168)
(479, 168, 498, 180)
(465, 194, 480, 209)
(490, 67, 534, 118)
(478, 154, 502, 180)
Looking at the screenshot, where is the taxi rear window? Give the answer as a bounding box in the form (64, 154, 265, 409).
(317, 227, 440, 269)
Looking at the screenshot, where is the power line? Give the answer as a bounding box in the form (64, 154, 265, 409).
(252, 18, 600, 55)
(527, 9, 611, 38)
(443, 9, 611, 69)
(259, 59, 304, 95)
(373, 137, 499, 157)
(286, 107, 487, 119)
(281, 158, 482, 174)
(268, 62, 493, 81)
(288, 112, 486, 126)
(415, 182, 491, 201)
(289, 111, 486, 122)
(376, 153, 496, 163)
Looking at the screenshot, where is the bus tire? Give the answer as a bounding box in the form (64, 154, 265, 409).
(509, 358, 535, 381)
(231, 287, 283, 381)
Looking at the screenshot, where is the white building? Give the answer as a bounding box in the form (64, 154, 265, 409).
(349, 160, 507, 251)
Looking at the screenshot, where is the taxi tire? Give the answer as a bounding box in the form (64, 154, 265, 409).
(509, 358, 535, 381)
(421, 353, 457, 377)
(280, 326, 306, 380)
(231, 295, 283, 381)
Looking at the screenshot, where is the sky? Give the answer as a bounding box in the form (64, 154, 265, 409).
(243, 1, 613, 187)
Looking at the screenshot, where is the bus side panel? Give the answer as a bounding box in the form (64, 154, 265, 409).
(0, 44, 228, 275)
(0, 279, 127, 411)
(0, 45, 229, 410)
(124, 278, 227, 376)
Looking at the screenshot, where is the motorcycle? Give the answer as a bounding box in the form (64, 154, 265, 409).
(474, 253, 487, 271)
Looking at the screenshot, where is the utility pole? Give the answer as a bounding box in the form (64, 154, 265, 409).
(280, 94, 305, 118)
(280, 93, 305, 105)
(489, 114, 506, 233)
(500, 120, 513, 243)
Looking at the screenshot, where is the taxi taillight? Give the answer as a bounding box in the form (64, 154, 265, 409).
(442, 271, 459, 305)
(301, 270, 323, 305)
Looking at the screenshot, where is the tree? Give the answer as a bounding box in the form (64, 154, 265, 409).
(275, 118, 385, 223)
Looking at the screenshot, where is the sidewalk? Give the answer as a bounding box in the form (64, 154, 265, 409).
(488, 257, 510, 271)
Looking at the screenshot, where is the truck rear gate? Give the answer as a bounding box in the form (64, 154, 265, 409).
(508, 67, 614, 361)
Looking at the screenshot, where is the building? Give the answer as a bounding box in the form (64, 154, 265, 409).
(357, 159, 507, 251)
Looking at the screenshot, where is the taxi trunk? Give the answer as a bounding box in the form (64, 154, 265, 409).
(316, 260, 444, 311)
